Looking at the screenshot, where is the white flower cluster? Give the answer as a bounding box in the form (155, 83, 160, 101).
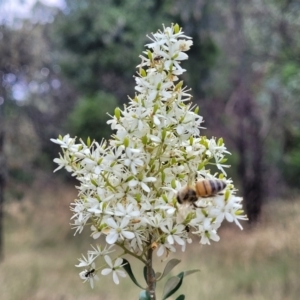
(51, 24, 246, 287)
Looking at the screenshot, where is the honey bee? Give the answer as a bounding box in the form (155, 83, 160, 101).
(177, 179, 227, 207)
(153, 55, 164, 62)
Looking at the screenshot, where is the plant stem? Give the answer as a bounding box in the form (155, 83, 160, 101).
(146, 246, 156, 300)
(116, 242, 147, 264)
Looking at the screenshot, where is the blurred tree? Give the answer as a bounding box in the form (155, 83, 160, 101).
(54, 0, 219, 99)
(0, 0, 220, 175)
(52, 0, 220, 161)
(0, 6, 78, 167)
(0, 44, 6, 261)
(67, 91, 118, 142)
(3, 0, 299, 227)
(203, 0, 300, 221)
(53, 0, 175, 100)
(0, 1, 78, 257)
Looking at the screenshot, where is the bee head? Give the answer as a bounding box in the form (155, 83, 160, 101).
(177, 186, 197, 204)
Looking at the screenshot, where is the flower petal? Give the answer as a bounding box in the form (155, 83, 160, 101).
(114, 257, 124, 267)
(116, 269, 127, 278)
(113, 271, 120, 284)
(120, 217, 129, 228)
(104, 255, 113, 268)
(106, 218, 118, 229)
(122, 230, 135, 240)
(157, 245, 165, 257)
(101, 268, 112, 276)
(141, 182, 150, 193)
(106, 232, 119, 244)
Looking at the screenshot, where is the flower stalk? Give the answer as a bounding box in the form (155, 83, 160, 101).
(146, 245, 156, 300)
(51, 24, 247, 296)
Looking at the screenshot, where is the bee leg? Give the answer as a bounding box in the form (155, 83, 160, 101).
(192, 202, 198, 208)
(192, 202, 206, 209)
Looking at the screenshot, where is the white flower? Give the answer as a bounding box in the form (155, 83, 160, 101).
(146, 213, 166, 228)
(160, 219, 186, 246)
(123, 148, 144, 174)
(79, 263, 99, 289)
(114, 203, 140, 219)
(157, 242, 176, 257)
(76, 253, 95, 268)
(105, 218, 135, 244)
(88, 244, 115, 257)
(70, 199, 91, 235)
(52, 24, 246, 289)
(193, 219, 221, 245)
(50, 134, 73, 148)
(101, 256, 127, 284)
(210, 194, 246, 230)
(53, 153, 71, 172)
(129, 226, 145, 252)
(128, 175, 156, 193)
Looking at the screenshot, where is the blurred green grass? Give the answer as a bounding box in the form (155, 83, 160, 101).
(1, 177, 300, 300)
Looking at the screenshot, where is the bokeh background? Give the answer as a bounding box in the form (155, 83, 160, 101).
(0, 0, 300, 299)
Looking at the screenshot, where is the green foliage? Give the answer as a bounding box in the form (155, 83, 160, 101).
(162, 270, 200, 299)
(123, 257, 199, 298)
(53, 0, 175, 97)
(184, 30, 219, 96)
(9, 168, 35, 185)
(156, 259, 181, 281)
(122, 259, 146, 289)
(67, 91, 117, 142)
(53, 0, 219, 100)
(139, 290, 151, 300)
(3, 181, 300, 299)
(282, 133, 300, 188)
(281, 63, 299, 85)
(51, 0, 300, 199)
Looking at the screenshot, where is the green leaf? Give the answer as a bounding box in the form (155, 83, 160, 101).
(217, 137, 224, 146)
(122, 259, 146, 289)
(171, 179, 176, 189)
(162, 269, 200, 299)
(176, 295, 185, 300)
(155, 272, 162, 279)
(139, 290, 151, 300)
(156, 259, 181, 281)
(182, 269, 200, 277)
(161, 171, 166, 184)
(140, 68, 147, 77)
(123, 137, 129, 147)
(87, 136, 91, 146)
(162, 276, 182, 300)
(143, 266, 147, 283)
(125, 175, 135, 182)
(225, 189, 230, 201)
(197, 162, 205, 171)
(91, 179, 98, 187)
(142, 135, 148, 145)
(174, 23, 180, 34)
(114, 107, 121, 120)
(161, 128, 167, 141)
(175, 80, 183, 90)
(147, 50, 152, 60)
